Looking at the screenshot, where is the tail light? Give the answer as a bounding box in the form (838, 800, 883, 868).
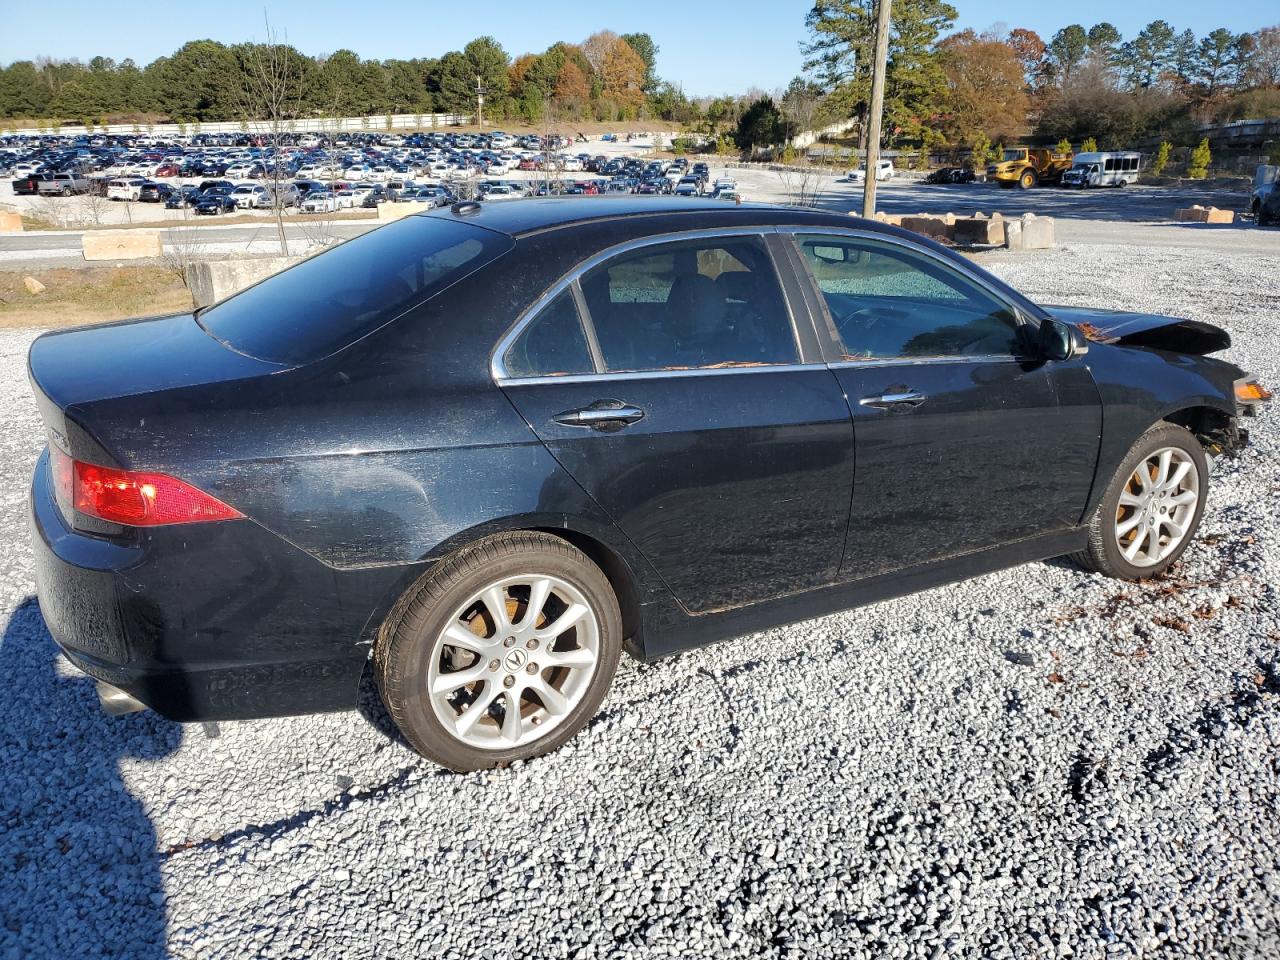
(49, 446, 243, 527)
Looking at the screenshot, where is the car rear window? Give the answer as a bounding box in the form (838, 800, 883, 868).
(197, 216, 512, 364)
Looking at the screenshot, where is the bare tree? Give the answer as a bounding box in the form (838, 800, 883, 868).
(74, 188, 113, 227)
(776, 161, 832, 208)
(161, 225, 209, 290)
(235, 15, 306, 257)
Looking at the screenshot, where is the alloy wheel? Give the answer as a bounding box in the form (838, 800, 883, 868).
(1113, 446, 1200, 567)
(426, 574, 600, 750)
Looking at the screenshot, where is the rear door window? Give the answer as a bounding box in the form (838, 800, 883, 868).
(577, 236, 798, 372)
(198, 216, 512, 364)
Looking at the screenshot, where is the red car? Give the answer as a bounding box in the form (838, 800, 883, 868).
(518, 158, 539, 171)
(154, 164, 181, 178)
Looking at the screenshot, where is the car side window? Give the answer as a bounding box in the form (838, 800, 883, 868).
(503, 289, 595, 378)
(796, 234, 1023, 360)
(579, 236, 798, 372)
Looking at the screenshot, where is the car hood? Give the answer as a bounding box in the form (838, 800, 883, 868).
(1045, 304, 1231, 355)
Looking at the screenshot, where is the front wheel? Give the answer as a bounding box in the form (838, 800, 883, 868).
(1019, 170, 1036, 189)
(375, 532, 622, 771)
(1070, 423, 1208, 580)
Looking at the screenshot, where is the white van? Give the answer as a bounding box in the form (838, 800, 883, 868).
(1062, 151, 1141, 188)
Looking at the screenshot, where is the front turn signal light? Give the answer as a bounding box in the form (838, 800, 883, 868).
(1235, 378, 1272, 405)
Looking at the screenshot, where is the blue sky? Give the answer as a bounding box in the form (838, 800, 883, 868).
(0, 0, 1270, 96)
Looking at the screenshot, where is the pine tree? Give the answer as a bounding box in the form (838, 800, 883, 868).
(1081, 136, 1098, 153)
(970, 132, 991, 174)
(1187, 138, 1211, 178)
(1149, 141, 1172, 176)
(1056, 138, 1072, 155)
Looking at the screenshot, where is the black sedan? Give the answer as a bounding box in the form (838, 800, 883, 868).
(28, 198, 1270, 771)
(192, 189, 238, 215)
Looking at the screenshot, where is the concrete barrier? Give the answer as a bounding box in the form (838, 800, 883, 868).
(1174, 205, 1235, 224)
(0, 212, 22, 233)
(1004, 214, 1055, 250)
(954, 214, 1006, 246)
(82, 229, 162, 261)
(900, 214, 954, 240)
(185, 256, 302, 309)
(377, 202, 420, 222)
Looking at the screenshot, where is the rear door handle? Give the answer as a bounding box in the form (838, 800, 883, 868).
(553, 400, 646, 430)
(859, 391, 928, 409)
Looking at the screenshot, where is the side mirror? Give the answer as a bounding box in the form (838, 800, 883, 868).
(1038, 318, 1088, 361)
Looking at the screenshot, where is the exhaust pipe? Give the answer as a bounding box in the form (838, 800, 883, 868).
(95, 680, 147, 716)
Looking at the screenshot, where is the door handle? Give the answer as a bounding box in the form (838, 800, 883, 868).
(859, 391, 928, 410)
(553, 400, 646, 430)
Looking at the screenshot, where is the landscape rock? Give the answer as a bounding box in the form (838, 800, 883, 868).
(21, 276, 45, 295)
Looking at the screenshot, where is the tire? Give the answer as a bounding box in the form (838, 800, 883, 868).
(1019, 170, 1036, 189)
(1069, 422, 1208, 580)
(375, 531, 622, 771)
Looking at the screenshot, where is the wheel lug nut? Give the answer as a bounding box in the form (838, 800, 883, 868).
(503, 675, 515, 688)
(526, 638, 539, 650)
(489, 659, 500, 671)
(503, 636, 515, 648)
(526, 662, 538, 674)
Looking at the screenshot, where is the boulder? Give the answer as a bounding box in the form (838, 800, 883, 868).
(82, 229, 162, 261)
(22, 276, 46, 295)
(0, 211, 22, 234)
(1003, 220, 1023, 251)
(185, 256, 302, 309)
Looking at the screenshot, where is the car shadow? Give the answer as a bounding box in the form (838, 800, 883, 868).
(0, 597, 181, 958)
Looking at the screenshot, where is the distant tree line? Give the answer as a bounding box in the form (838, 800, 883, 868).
(790, 6, 1279, 156)
(0, 31, 704, 127)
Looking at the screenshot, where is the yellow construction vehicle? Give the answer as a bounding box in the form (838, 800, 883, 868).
(986, 147, 1073, 188)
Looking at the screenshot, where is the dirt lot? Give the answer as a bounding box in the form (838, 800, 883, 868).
(0, 267, 192, 327)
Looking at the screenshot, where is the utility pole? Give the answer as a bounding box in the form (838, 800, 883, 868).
(862, 0, 892, 218)
(476, 75, 485, 128)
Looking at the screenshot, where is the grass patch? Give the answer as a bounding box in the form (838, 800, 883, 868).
(0, 266, 192, 328)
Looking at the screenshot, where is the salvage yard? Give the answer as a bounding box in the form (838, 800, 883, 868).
(0, 232, 1277, 958)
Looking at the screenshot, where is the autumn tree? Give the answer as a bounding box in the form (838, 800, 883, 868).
(553, 60, 590, 116)
(937, 30, 1029, 144)
(1006, 28, 1048, 89)
(598, 37, 646, 117)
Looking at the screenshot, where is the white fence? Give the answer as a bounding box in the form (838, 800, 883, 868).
(4, 113, 474, 137)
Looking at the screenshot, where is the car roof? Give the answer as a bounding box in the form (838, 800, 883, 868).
(415, 196, 890, 239)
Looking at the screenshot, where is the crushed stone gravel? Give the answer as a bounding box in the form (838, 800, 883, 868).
(1, 241, 1278, 959)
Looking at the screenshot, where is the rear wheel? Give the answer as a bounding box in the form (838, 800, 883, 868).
(375, 532, 622, 771)
(1070, 423, 1208, 580)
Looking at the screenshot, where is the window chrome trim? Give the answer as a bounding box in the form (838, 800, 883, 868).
(491, 227, 805, 383)
(826, 355, 1030, 369)
(495, 362, 826, 389)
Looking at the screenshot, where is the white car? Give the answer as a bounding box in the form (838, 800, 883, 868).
(231, 184, 268, 209)
(480, 184, 522, 201)
(300, 190, 339, 213)
(106, 177, 147, 201)
(367, 165, 394, 182)
(559, 156, 584, 172)
(344, 165, 370, 180)
(713, 177, 737, 193)
(225, 163, 259, 180)
(845, 159, 896, 183)
(333, 189, 357, 209)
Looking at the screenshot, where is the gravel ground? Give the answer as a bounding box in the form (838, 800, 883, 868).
(1, 240, 1278, 959)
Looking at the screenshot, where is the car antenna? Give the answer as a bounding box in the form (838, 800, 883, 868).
(451, 200, 482, 216)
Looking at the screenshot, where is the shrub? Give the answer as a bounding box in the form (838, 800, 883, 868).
(970, 133, 992, 173)
(1081, 136, 1098, 153)
(1056, 138, 1072, 155)
(1187, 138, 1211, 179)
(1148, 141, 1171, 177)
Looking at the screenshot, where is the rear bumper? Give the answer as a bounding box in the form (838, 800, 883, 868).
(28, 449, 372, 722)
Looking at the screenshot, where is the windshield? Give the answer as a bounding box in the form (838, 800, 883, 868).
(1002, 149, 1025, 162)
(198, 216, 512, 364)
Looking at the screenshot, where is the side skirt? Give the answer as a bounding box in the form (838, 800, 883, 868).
(636, 527, 1089, 660)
